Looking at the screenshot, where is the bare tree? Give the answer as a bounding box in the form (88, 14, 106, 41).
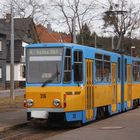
(103, 0, 140, 51)
(50, 0, 97, 42)
(1, 0, 49, 25)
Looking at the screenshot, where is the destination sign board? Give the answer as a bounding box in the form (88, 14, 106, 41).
(28, 48, 63, 56)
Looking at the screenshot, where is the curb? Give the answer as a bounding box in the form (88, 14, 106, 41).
(0, 122, 28, 133)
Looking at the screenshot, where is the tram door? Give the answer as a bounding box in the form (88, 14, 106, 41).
(112, 63, 117, 112)
(85, 59, 94, 120)
(127, 64, 132, 108)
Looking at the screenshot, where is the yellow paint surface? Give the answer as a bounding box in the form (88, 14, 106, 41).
(124, 83, 140, 108)
(94, 84, 121, 108)
(132, 84, 140, 99)
(26, 83, 124, 112)
(26, 86, 85, 111)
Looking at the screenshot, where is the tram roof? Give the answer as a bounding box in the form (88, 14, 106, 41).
(26, 43, 120, 55)
(26, 43, 140, 61)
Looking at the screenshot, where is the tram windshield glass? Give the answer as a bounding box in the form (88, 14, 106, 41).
(27, 47, 63, 84)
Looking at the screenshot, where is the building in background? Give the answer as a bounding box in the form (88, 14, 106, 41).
(0, 14, 40, 89)
(36, 24, 72, 43)
(0, 15, 72, 89)
(0, 29, 7, 89)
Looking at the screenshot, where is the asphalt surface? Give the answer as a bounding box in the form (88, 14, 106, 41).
(47, 107, 140, 140)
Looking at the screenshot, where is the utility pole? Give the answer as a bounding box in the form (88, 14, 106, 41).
(112, 36, 115, 50)
(10, 1, 15, 100)
(94, 32, 97, 48)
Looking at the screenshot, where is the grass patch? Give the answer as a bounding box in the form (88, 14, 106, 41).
(0, 96, 23, 105)
(0, 96, 24, 112)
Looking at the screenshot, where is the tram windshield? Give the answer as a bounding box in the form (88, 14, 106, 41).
(27, 47, 63, 84)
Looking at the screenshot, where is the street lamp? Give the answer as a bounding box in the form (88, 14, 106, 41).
(131, 46, 135, 57)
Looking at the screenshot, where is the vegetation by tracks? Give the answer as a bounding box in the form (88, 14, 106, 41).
(0, 95, 23, 112)
(0, 122, 77, 140)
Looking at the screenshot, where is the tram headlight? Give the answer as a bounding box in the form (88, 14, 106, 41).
(53, 99, 60, 107)
(26, 99, 34, 107)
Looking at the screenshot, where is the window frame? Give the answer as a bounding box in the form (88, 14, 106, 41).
(0, 67, 2, 79)
(63, 48, 72, 83)
(132, 61, 140, 82)
(20, 64, 26, 78)
(95, 53, 111, 83)
(73, 50, 83, 83)
(95, 54, 103, 82)
(26, 47, 64, 84)
(103, 55, 111, 82)
(125, 59, 127, 82)
(0, 41, 2, 51)
(118, 57, 121, 82)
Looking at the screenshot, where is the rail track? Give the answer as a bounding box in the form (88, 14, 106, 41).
(0, 122, 76, 140)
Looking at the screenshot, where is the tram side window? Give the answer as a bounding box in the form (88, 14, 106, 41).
(132, 61, 140, 82)
(138, 62, 140, 82)
(74, 51, 83, 82)
(125, 59, 127, 82)
(118, 58, 120, 82)
(104, 55, 111, 82)
(64, 48, 72, 82)
(95, 54, 103, 82)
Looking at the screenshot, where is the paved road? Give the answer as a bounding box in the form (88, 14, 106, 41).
(47, 107, 140, 140)
(0, 89, 24, 97)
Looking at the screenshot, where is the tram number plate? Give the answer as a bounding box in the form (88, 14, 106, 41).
(40, 94, 46, 99)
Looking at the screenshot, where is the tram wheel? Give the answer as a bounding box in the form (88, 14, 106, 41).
(133, 99, 139, 108)
(97, 107, 105, 120)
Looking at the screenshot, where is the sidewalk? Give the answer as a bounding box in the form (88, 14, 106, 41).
(0, 89, 26, 132)
(0, 89, 24, 97)
(0, 88, 24, 93)
(0, 109, 27, 132)
(47, 107, 140, 140)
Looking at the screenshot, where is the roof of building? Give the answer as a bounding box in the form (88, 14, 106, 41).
(0, 16, 39, 43)
(36, 24, 72, 43)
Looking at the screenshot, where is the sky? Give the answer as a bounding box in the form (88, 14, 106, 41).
(47, 0, 140, 37)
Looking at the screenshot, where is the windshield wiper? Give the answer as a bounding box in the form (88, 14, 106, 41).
(41, 64, 60, 87)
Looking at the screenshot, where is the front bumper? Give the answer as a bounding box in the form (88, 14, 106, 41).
(27, 108, 64, 120)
